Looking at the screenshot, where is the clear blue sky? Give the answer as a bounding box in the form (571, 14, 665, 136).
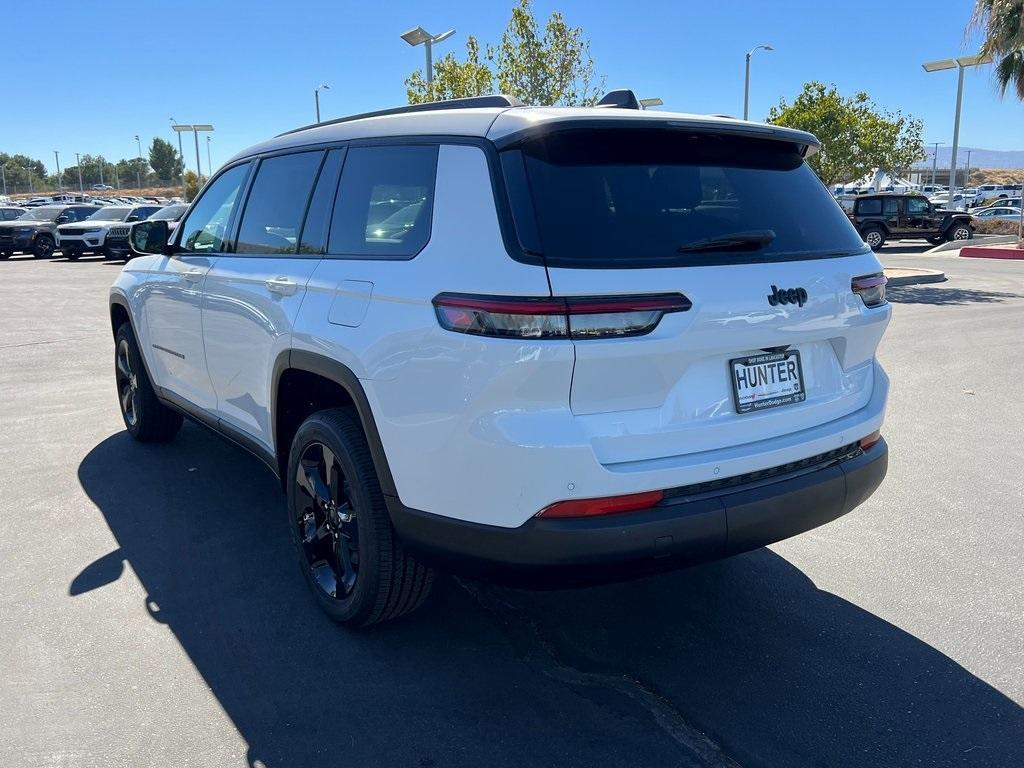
(2, 0, 1021, 176)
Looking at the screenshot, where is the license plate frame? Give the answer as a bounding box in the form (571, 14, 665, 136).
(729, 350, 806, 414)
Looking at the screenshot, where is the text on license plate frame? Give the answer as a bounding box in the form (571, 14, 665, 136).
(730, 350, 806, 414)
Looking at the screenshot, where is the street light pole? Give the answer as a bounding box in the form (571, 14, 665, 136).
(170, 118, 187, 194)
(75, 153, 83, 192)
(206, 135, 212, 177)
(1, 165, 6, 196)
(191, 125, 214, 187)
(930, 142, 941, 188)
(134, 135, 143, 190)
(53, 151, 62, 192)
(315, 83, 330, 123)
(401, 26, 455, 95)
(743, 44, 773, 121)
(922, 55, 990, 207)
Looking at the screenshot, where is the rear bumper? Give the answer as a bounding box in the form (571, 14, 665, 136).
(389, 438, 887, 583)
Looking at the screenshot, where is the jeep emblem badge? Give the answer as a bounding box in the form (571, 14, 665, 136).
(767, 285, 808, 307)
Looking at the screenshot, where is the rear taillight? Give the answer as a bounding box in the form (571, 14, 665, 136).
(859, 430, 882, 451)
(536, 490, 664, 518)
(852, 273, 887, 307)
(432, 293, 691, 340)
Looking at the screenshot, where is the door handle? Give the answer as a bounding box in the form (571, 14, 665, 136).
(266, 277, 298, 296)
(182, 268, 204, 282)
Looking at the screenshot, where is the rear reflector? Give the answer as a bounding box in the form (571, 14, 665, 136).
(433, 293, 690, 340)
(859, 430, 882, 451)
(536, 490, 664, 518)
(852, 273, 887, 307)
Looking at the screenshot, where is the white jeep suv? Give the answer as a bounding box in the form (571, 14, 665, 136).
(110, 94, 890, 626)
(58, 204, 162, 259)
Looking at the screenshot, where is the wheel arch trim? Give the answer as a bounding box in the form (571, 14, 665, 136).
(273, 349, 399, 500)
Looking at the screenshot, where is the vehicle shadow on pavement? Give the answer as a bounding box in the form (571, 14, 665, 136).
(75, 427, 1023, 768)
(887, 285, 1024, 305)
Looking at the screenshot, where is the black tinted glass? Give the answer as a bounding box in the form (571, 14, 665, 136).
(236, 151, 323, 255)
(328, 145, 438, 258)
(179, 163, 249, 253)
(298, 149, 344, 255)
(857, 199, 882, 216)
(883, 198, 899, 215)
(511, 129, 866, 267)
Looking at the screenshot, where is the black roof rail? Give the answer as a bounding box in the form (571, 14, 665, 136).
(595, 89, 641, 110)
(277, 94, 525, 137)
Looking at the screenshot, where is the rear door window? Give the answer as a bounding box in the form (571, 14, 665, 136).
(857, 199, 882, 216)
(236, 151, 324, 254)
(507, 128, 867, 267)
(327, 144, 438, 259)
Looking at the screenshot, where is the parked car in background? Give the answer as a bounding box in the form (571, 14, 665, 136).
(106, 203, 187, 260)
(56, 204, 163, 260)
(928, 192, 969, 210)
(1, 206, 27, 221)
(851, 193, 973, 248)
(0, 204, 102, 258)
(91, 184, 114, 191)
(972, 206, 1022, 222)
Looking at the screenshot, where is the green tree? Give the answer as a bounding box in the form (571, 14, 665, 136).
(767, 82, 926, 186)
(406, 36, 493, 103)
(117, 157, 150, 188)
(406, 0, 603, 106)
(149, 137, 184, 180)
(184, 170, 200, 202)
(971, 0, 1024, 100)
(0, 153, 47, 191)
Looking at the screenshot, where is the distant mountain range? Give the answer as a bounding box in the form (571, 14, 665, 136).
(914, 146, 1024, 170)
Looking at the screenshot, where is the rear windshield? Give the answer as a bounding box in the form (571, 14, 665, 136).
(504, 128, 867, 268)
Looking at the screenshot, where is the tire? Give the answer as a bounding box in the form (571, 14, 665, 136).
(947, 223, 973, 242)
(32, 234, 55, 259)
(861, 226, 886, 250)
(287, 408, 434, 627)
(114, 323, 183, 442)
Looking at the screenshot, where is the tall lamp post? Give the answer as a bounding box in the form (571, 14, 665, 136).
(134, 135, 143, 190)
(171, 123, 193, 197)
(75, 152, 84, 192)
(401, 26, 455, 93)
(191, 125, 214, 186)
(314, 83, 330, 123)
(206, 135, 213, 177)
(170, 118, 187, 192)
(743, 44, 773, 120)
(930, 142, 942, 188)
(53, 151, 62, 192)
(922, 55, 990, 201)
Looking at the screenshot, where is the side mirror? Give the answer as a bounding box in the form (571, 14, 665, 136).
(55, 215, 70, 224)
(129, 219, 170, 257)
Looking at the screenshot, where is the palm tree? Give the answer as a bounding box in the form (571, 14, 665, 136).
(971, 0, 1024, 100)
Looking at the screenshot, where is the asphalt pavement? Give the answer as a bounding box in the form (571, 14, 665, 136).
(1, 249, 1021, 768)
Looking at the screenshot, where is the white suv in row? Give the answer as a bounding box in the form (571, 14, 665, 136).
(111, 94, 890, 626)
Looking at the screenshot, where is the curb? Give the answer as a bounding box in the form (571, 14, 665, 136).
(926, 235, 1018, 254)
(959, 245, 1024, 261)
(883, 268, 946, 287)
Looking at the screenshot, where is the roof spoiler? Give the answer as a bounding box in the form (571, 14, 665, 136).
(277, 95, 524, 137)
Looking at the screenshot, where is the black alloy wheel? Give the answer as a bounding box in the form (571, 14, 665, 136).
(293, 441, 361, 600)
(33, 234, 55, 258)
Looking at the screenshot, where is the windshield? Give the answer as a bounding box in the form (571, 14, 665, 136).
(505, 128, 868, 267)
(86, 207, 131, 221)
(149, 204, 187, 221)
(18, 206, 63, 222)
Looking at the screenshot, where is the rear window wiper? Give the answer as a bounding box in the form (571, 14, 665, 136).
(676, 229, 776, 253)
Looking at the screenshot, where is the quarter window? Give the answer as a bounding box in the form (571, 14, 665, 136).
(178, 163, 250, 253)
(236, 151, 324, 254)
(328, 144, 438, 258)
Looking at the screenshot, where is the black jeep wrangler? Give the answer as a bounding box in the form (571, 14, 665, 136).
(849, 193, 973, 250)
